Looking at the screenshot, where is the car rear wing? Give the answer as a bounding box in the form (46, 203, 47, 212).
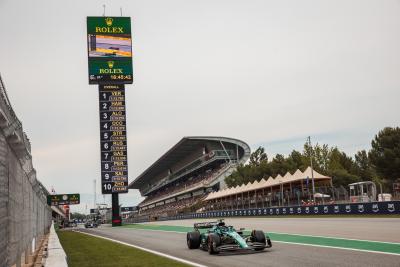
(194, 221, 218, 229)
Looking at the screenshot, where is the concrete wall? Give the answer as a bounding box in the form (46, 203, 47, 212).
(0, 76, 52, 267)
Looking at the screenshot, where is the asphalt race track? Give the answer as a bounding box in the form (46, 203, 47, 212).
(147, 217, 400, 243)
(78, 217, 400, 267)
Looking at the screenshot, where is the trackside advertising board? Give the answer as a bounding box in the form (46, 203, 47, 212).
(121, 206, 137, 212)
(129, 201, 400, 223)
(87, 17, 133, 84)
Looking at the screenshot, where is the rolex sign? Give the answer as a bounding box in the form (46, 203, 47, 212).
(87, 17, 133, 84)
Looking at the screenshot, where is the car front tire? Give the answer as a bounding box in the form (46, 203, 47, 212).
(252, 230, 266, 251)
(207, 233, 221, 254)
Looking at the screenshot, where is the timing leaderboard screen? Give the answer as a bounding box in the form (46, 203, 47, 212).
(87, 17, 133, 84)
(99, 84, 129, 194)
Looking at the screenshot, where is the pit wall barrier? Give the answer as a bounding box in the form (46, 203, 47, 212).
(45, 223, 68, 267)
(127, 201, 400, 223)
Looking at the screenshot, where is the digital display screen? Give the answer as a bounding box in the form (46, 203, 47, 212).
(99, 84, 129, 194)
(87, 17, 133, 84)
(121, 206, 138, 212)
(47, 194, 80, 206)
(88, 35, 132, 58)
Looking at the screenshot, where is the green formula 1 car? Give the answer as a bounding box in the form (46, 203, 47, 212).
(186, 219, 272, 254)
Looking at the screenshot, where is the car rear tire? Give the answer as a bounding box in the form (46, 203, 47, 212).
(187, 231, 201, 249)
(252, 230, 266, 251)
(208, 233, 221, 254)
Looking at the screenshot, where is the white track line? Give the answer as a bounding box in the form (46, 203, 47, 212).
(121, 227, 185, 234)
(122, 227, 400, 256)
(75, 230, 208, 267)
(272, 241, 400, 257)
(266, 231, 400, 245)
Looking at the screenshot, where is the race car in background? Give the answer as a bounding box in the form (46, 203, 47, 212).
(186, 219, 272, 254)
(84, 220, 98, 228)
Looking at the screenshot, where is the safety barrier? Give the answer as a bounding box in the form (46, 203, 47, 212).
(44, 223, 68, 267)
(127, 201, 400, 223)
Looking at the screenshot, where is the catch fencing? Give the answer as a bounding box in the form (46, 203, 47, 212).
(0, 75, 52, 267)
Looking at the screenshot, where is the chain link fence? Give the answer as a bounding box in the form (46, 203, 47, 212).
(0, 75, 52, 267)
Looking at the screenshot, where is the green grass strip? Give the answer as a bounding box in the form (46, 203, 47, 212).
(57, 230, 190, 267)
(122, 224, 400, 255)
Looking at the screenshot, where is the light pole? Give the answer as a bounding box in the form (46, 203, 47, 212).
(308, 136, 316, 203)
(280, 179, 284, 207)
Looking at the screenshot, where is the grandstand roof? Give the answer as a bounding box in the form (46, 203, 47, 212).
(205, 167, 331, 200)
(129, 136, 251, 189)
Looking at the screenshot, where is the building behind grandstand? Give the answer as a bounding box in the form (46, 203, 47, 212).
(129, 136, 250, 220)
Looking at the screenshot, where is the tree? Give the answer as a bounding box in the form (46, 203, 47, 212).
(369, 127, 400, 181)
(327, 147, 357, 175)
(317, 144, 330, 172)
(269, 154, 289, 177)
(224, 127, 400, 188)
(225, 164, 246, 187)
(249, 147, 268, 166)
(70, 212, 86, 220)
(287, 150, 304, 170)
(330, 168, 361, 187)
(354, 150, 374, 180)
(302, 142, 331, 174)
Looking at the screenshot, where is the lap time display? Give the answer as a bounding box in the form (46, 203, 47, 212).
(99, 84, 129, 194)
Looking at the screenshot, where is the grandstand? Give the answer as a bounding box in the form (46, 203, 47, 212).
(204, 167, 335, 211)
(129, 136, 250, 220)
